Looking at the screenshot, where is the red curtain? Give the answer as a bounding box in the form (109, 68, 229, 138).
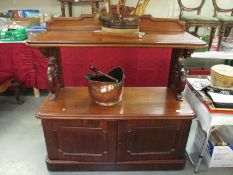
(0, 43, 172, 89)
(0, 43, 36, 87)
(61, 47, 172, 87)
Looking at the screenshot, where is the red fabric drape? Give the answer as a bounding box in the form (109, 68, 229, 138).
(61, 47, 172, 87)
(0, 43, 36, 87)
(0, 43, 172, 89)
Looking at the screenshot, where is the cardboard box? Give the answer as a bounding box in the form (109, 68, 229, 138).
(10, 17, 40, 27)
(26, 26, 46, 39)
(205, 141, 233, 167)
(204, 126, 233, 167)
(0, 27, 28, 41)
(188, 125, 233, 168)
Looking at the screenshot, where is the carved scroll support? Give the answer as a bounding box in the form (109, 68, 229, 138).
(169, 48, 194, 101)
(40, 48, 64, 101)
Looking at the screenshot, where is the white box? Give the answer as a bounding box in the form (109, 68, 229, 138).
(187, 124, 233, 168)
(204, 126, 233, 167)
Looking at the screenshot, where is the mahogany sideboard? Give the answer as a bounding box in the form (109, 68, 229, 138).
(27, 14, 206, 171)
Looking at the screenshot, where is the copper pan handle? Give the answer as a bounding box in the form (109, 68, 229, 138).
(90, 66, 118, 82)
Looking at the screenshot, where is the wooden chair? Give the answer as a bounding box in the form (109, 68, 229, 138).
(212, 0, 233, 51)
(0, 72, 22, 104)
(178, 0, 219, 50)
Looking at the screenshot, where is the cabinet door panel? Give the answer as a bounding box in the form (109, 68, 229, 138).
(127, 126, 176, 155)
(118, 120, 191, 161)
(57, 126, 107, 156)
(42, 119, 117, 162)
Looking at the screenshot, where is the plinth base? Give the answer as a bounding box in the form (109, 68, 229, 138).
(46, 156, 186, 171)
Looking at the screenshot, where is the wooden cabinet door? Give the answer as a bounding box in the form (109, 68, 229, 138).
(42, 119, 117, 162)
(118, 119, 191, 161)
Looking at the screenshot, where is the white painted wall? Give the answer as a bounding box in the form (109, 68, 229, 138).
(0, 0, 233, 18)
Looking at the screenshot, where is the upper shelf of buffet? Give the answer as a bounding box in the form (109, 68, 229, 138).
(27, 14, 207, 49)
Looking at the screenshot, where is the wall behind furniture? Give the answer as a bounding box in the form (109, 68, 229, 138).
(0, 0, 232, 18)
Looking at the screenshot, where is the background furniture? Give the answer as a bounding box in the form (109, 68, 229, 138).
(57, 0, 102, 17)
(212, 0, 233, 51)
(27, 15, 206, 171)
(178, 0, 219, 50)
(185, 78, 233, 173)
(0, 71, 22, 104)
(184, 51, 233, 75)
(0, 72, 14, 94)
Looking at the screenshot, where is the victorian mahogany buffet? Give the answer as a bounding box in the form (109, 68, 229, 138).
(27, 14, 206, 171)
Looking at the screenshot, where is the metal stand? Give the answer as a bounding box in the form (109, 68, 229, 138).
(194, 121, 214, 173)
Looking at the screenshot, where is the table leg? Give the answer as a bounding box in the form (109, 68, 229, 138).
(33, 88, 40, 97)
(209, 27, 217, 51)
(217, 24, 225, 51)
(61, 1, 65, 17)
(12, 79, 24, 104)
(68, 2, 73, 17)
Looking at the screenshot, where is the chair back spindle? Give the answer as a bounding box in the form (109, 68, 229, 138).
(178, 0, 205, 17)
(212, 0, 233, 17)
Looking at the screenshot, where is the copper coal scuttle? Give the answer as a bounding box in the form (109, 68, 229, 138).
(85, 66, 124, 106)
